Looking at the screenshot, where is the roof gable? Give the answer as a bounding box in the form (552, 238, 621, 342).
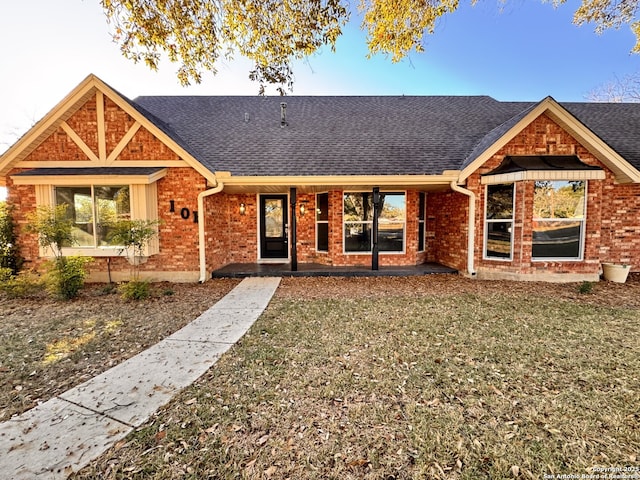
(459, 97, 640, 184)
(0, 74, 215, 184)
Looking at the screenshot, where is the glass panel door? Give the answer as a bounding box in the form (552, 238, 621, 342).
(260, 195, 288, 259)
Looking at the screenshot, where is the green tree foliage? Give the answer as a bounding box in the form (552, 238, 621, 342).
(25, 204, 75, 259)
(107, 220, 160, 302)
(0, 202, 22, 275)
(25, 205, 90, 300)
(101, 0, 640, 92)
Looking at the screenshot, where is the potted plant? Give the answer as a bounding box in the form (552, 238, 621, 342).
(601, 263, 631, 283)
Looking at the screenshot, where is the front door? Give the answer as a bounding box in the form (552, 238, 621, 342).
(260, 195, 289, 259)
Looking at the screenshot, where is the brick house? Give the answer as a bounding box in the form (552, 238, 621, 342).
(2, 74, 640, 282)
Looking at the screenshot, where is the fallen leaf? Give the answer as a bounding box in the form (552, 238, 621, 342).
(347, 458, 369, 468)
(184, 397, 197, 406)
(155, 430, 166, 442)
(511, 465, 520, 477)
(256, 434, 270, 446)
(489, 384, 504, 396)
(265, 466, 277, 477)
(204, 424, 218, 434)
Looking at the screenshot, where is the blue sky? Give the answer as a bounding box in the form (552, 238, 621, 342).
(1, 0, 640, 152)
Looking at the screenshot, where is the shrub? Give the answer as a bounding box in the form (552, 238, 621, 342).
(107, 219, 161, 281)
(119, 279, 151, 301)
(0, 271, 45, 299)
(25, 204, 75, 259)
(0, 267, 14, 283)
(578, 281, 594, 295)
(45, 256, 92, 300)
(0, 202, 22, 275)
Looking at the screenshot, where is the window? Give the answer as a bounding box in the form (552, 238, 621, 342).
(316, 193, 329, 252)
(532, 181, 585, 260)
(344, 192, 373, 252)
(418, 192, 426, 252)
(484, 183, 514, 260)
(378, 193, 405, 252)
(343, 192, 406, 253)
(55, 185, 131, 248)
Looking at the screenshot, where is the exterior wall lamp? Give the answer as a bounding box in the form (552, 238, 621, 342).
(239, 203, 246, 216)
(299, 200, 308, 217)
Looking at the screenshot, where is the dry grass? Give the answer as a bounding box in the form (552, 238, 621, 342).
(71, 275, 640, 480)
(0, 280, 239, 420)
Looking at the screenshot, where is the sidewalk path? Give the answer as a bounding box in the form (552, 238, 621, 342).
(0, 277, 281, 479)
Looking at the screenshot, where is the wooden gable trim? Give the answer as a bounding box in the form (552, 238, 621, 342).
(458, 97, 640, 185)
(107, 121, 142, 163)
(96, 91, 107, 162)
(0, 74, 217, 185)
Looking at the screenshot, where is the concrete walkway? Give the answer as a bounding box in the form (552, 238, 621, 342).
(0, 277, 281, 479)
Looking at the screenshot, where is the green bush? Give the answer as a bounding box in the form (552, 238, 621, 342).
(577, 281, 594, 295)
(46, 257, 91, 300)
(0, 202, 23, 275)
(0, 267, 14, 282)
(119, 279, 151, 301)
(0, 271, 45, 299)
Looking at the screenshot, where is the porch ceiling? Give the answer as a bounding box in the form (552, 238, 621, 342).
(212, 173, 458, 194)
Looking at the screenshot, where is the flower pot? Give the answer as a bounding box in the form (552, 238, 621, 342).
(125, 255, 148, 266)
(601, 263, 630, 283)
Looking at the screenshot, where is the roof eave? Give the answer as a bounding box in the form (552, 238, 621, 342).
(215, 173, 460, 192)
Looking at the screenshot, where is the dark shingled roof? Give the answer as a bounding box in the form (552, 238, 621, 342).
(130, 95, 640, 177)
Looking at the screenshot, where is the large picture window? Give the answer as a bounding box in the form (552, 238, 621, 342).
(55, 185, 131, 248)
(343, 192, 405, 253)
(532, 181, 585, 260)
(378, 193, 405, 252)
(484, 183, 514, 260)
(344, 192, 373, 252)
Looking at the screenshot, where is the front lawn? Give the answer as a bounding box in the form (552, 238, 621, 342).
(72, 276, 640, 479)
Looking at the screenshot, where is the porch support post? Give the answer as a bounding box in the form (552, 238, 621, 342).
(372, 186, 380, 270)
(290, 187, 298, 271)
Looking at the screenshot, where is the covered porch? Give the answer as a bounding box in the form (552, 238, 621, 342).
(211, 262, 457, 278)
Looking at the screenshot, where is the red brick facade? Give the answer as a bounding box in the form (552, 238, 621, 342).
(5, 91, 640, 282)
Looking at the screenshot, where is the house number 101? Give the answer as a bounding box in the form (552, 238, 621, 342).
(169, 200, 198, 223)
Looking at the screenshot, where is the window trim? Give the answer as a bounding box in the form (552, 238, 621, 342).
(315, 192, 329, 253)
(343, 191, 407, 255)
(35, 182, 159, 258)
(418, 192, 426, 253)
(483, 183, 515, 262)
(531, 180, 587, 262)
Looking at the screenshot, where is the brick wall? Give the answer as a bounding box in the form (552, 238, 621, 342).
(424, 191, 469, 272)
(24, 127, 89, 162)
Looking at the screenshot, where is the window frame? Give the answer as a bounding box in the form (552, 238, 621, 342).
(483, 183, 515, 261)
(315, 192, 329, 253)
(418, 192, 426, 252)
(55, 185, 131, 250)
(531, 180, 587, 262)
(35, 182, 159, 258)
(343, 191, 406, 255)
